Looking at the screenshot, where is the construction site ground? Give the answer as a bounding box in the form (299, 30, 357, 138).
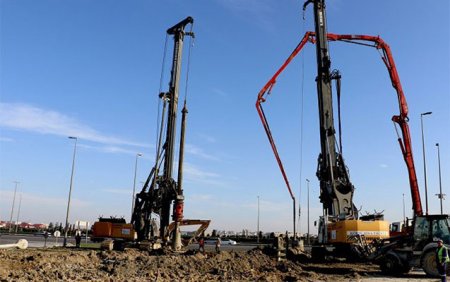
(0, 247, 439, 281)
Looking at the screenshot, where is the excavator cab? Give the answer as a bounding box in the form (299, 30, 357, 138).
(413, 215, 450, 250)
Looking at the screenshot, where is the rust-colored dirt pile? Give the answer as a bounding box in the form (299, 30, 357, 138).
(0, 248, 378, 281)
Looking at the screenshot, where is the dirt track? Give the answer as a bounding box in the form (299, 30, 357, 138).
(0, 248, 436, 281)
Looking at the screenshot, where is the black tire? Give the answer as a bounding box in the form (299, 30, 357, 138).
(113, 240, 125, 251)
(311, 246, 326, 261)
(380, 254, 401, 275)
(421, 250, 439, 277)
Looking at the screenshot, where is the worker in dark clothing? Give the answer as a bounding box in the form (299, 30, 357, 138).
(75, 231, 82, 248)
(436, 239, 449, 282)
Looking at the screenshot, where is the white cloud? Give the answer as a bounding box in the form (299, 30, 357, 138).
(0, 136, 14, 142)
(0, 190, 90, 208)
(211, 88, 229, 98)
(197, 133, 216, 143)
(183, 163, 225, 186)
(380, 164, 388, 168)
(185, 144, 218, 161)
(78, 143, 153, 156)
(0, 103, 148, 148)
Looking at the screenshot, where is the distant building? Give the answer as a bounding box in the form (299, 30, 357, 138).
(32, 223, 47, 230)
(75, 221, 90, 230)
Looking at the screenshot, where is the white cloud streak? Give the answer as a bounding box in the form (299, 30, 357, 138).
(185, 144, 218, 161)
(0, 190, 91, 210)
(78, 143, 153, 157)
(183, 162, 225, 186)
(0, 103, 148, 148)
(0, 136, 14, 142)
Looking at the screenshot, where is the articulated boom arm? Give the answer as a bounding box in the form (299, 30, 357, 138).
(256, 32, 315, 201)
(325, 33, 422, 216)
(256, 32, 422, 218)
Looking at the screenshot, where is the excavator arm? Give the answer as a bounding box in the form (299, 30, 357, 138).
(256, 32, 422, 217)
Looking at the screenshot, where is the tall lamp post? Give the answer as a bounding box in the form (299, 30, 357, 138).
(131, 153, 142, 219)
(64, 136, 78, 247)
(420, 111, 432, 215)
(14, 193, 23, 233)
(435, 143, 445, 214)
(306, 179, 310, 245)
(8, 181, 19, 233)
(402, 193, 406, 224)
(257, 196, 260, 243)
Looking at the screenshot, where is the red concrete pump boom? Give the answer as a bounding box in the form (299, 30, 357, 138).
(256, 32, 423, 216)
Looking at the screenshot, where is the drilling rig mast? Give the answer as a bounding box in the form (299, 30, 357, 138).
(131, 17, 194, 250)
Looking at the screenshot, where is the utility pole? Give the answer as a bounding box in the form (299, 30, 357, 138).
(402, 193, 406, 224)
(306, 179, 310, 245)
(14, 193, 22, 234)
(8, 181, 19, 233)
(420, 111, 432, 215)
(257, 196, 260, 243)
(64, 136, 78, 247)
(435, 143, 445, 214)
(131, 153, 142, 220)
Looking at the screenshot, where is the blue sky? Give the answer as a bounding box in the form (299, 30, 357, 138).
(0, 0, 449, 233)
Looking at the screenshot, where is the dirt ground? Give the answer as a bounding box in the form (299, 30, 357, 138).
(0, 248, 436, 281)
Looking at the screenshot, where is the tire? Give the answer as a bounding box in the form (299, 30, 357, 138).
(421, 250, 439, 277)
(380, 254, 401, 275)
(311, 246, 326, 261)
(113, 240, 125, 251)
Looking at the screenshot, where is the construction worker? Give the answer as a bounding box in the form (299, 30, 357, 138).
(198, 237, 205, 254)
(436, 239, 449, 282)
(215, 237, 221, 253)
(75, 231, 82, 248)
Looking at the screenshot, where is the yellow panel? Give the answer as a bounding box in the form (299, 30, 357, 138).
(328, 219, 390, 243)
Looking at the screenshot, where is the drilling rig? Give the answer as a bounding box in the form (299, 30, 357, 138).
(256, 0, 393, 259)
(92, 17, 210, 251)
(257, 0, 450, 272)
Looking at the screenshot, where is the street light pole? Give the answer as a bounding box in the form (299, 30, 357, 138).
(420, 111, 432, 215)
(14, 193, 22, 234)
(131, 153, 142, 220)
(8, 181, 19, 233)
(436, 143, 445, 214)
(64, 136, 78, 247)
(257, 196, 260, 243)
(402, 193, 405, 224)
(306, 179, 310, 245)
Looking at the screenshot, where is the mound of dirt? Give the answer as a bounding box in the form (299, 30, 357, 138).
(0, 247, 379, 281)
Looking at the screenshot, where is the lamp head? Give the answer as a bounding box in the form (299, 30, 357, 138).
(421, 112, 432, 116)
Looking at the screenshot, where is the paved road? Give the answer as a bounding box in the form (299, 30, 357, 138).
(0, 233, 81, 248)
(0, 234, 260, 251)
